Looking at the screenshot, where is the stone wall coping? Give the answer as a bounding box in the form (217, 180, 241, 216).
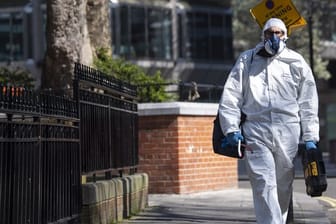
(82, 173, 148, 205)
(138, 102, 218, 116)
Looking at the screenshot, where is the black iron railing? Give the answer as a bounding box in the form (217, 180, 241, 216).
(178, 82, 223, 102)
(0, 63, 140, 223)
(74, 63, 138, 176)
(137, 82, 224, 103)
(0, 86, 80, 224)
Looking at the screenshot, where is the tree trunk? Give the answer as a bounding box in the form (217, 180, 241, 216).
(86, 0, 112, 56)
(43, 0, 93, 92)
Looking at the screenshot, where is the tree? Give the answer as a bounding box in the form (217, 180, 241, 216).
(43, 0, 112, 93)
(43, 0, 93, 93)
(231, 1, 261, 57)
(43, 0, 171, 102)
(86, 0, 112, 55)
(288, 0, 331, 80)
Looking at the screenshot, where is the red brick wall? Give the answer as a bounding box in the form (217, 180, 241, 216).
(138, 113, 238, 194)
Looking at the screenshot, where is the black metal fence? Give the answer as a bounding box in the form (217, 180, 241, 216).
(73, 63, 138, 176)
(0, 86, 80, 224)
(178, 82, 223, 102)
(0, 63, 139, 223)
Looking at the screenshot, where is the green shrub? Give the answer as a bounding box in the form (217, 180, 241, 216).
(0, 66, 35, 88)
(93, 48, 176, 102)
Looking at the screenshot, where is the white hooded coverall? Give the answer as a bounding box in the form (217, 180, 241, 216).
(218, 42, 319, 224)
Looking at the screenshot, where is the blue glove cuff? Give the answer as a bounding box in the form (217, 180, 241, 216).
(226, 132, 244, 146)
(305, 141, 317, 150)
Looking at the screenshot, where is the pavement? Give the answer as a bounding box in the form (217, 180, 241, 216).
(123, 153, 336, 224)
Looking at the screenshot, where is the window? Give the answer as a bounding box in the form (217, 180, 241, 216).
(148, 8, 172, 59)
(0, 5, 46, 63)
(210, 13, 224, 60)
(119, 5, 133, 57)
(180, 9, 233, 61)
(191, 12, 209, 59)
(130, 6, 146, 57)
(0, 12, 24, 62)
(111, 3, 233, 62)
(112, 4, 172, 60)
(331, 11, 336, 41)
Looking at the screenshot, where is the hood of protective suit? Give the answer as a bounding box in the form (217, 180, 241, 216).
(258, 18, 288, 57)
(262, 18, 288, 40)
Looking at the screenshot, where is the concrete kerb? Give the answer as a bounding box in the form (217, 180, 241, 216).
(81, 173, 149, 224)
(81, 174, 149, 205)
(81, 178, 121, 205)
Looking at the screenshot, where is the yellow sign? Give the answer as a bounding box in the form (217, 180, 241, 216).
(250, 0, 306, 35)
(287, 17, 307, 34)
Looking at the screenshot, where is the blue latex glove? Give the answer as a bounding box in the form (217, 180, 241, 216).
(226, 132, 244, 146)
(305, 141, 317, 150)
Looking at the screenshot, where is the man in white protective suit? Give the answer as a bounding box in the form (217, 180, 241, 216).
(218, 18, 319, 224)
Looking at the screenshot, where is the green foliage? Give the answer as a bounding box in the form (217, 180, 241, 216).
(0, 66, 35, 88)
(232, 0, 261, 55)
(289, 0, 331, 80)
(93, 48, 175, 102)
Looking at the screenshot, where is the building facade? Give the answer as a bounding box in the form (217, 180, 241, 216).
(1, 0, 336, 100)
(0, 0, 233, 94)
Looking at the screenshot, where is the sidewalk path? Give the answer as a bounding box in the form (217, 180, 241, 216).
(122, 188, 330, 224)
(123, 153, 336, 224)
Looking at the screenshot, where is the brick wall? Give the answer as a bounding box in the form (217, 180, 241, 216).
(138, 102, 238, 194)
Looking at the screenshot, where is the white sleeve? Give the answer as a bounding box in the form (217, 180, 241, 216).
(218, 51, 250, 135)
(298, 60, 320, 142)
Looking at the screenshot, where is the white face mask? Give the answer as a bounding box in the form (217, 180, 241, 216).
(264, 33, 286, 55)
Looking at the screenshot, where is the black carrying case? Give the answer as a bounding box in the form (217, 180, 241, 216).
(300, 146, 328, 197)
(212, 113, 245, 159)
